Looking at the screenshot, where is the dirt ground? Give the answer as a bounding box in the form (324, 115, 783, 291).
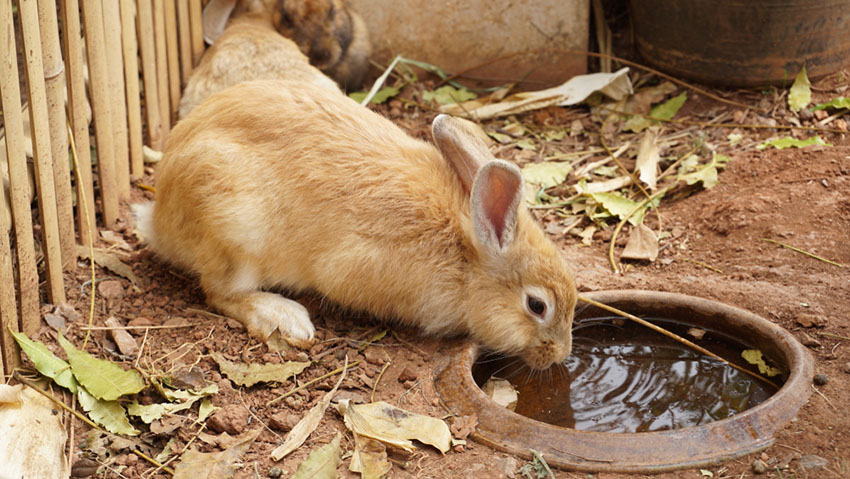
(25, 67, 850, 479)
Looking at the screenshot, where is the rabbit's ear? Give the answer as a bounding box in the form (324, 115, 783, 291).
(203, 0, 238, 44)
(431, 114, 491, 194)
(470, 160, 524, 253)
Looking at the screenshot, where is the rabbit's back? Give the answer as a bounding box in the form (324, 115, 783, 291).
(155, 80, 471, 331)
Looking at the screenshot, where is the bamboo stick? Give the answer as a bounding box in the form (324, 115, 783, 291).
(81, 0, 119, 227)
(102, 0, 130, 199)
(59, 0, 96, 246)
(37, 0, 76, 270)
(153, 0, 171, 132)
(176, 0, 193, 85)
(164, 0, 181, 120)
(0, 165, 18, 376)
(189, 0, 204, 66)
(0, 0, 39, 337)
(136, 0, 163, 150)
(119, 0, 144, 180)
(18, 0, 66, 306)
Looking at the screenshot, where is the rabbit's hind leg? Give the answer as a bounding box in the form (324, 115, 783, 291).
(200, 261, 315, 347)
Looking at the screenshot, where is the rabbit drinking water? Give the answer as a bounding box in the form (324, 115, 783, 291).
(137, 80, 576, 370)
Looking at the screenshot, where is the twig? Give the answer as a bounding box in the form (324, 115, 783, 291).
(14, 373, 174, 475)
(776, 443, 804, 454)
(266, 360, 361, 407)
(683, 258, 724, 274)
(67, 124, 96, 348)
(819, 332, 850, 341)
(576, 296, 779, 389)
(360, 55, 402, 105)
(762, 239, 843, 267)
(80, 324, 194, 331)
(812, 385, 836, 410)
(371, 360, 391, 403)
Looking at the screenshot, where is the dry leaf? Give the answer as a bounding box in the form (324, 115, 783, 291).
(349, 434, 391, 479)
(0, 384, 23, 405)
(482, 378, 518, 410)
(270, 358, 348, 461)
(172, 429, 261, 479)
(621, 224, 659, 261)
(213, 353, 309, 387)
(336, 400, 451, 453)
(450, 415, 478, 441)
(76, 245, 145, 291)
(635, 128, 660, 189)
(292, 433, 342, 479)
(0, 386, 69, 478)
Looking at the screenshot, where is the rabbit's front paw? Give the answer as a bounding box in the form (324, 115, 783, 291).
(208, 291, 315, 348)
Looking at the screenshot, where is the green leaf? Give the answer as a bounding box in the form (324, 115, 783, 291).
(292, 433, 342, 479)
(624, 92, 687, 132)
(677, 153, 731, 189)
(522, 161, 572, 189)
(212, 353, 310, 387)
(788, 66, 811, 112)
(589, 192, 646, 226)
(172, 429, 261, 479)
(515, 138, 537, 151)
(650, 92, 687, 121)
(542, 129, 566, 141)
(756, 135, 832, 150)
(741, 350, 782, 377)
(813, 96, 850, 111)
(57, 333, 145, 401)
(78, 388, 139, 436)
(127, 399, 196, 423)
(349, 86, 400, 105)
(199, 398, 218, 422)
(159, 382, 219, 402)
(11, 329, 78, 393)
(422, 85, 477, 105)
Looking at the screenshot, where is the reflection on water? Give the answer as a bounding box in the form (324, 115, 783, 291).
(474, 317, 777, 433)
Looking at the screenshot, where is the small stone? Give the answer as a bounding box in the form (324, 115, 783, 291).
(799, 108, 814, 120)
(98, 280, 125, 310)
(207, 405, 250, 435)
(170, 367, 207, 390)
(269, 412, 299, 432)
(43, 313, 67, 333)
(54, 302, 82, 322)
(813, 373, 828, 386)
(751, 459, 768, 474)
(836, 118, 848, 132)
(814, 109, 829, 121)
(106, 316, 139, 356)
(397, 366, 418, 382)
(843, 362, 850, 374)
(499, 456, 518, 479)
(226, 318, 245, 330)
(363, 348, 386, 365)
(798, 454, 829, 471)
(796, 314, 828, 328)
(295, 351, 309, 363)
(334, 348, 347, 360)
(431, 398, 440, 407)
(268, 467, 283, 479)
(800, 332, 822, 348)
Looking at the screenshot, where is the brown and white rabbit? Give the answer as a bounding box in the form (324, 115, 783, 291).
(276, 0, 371, 91)
(136, 80, 577, 370)
(177, 0, 340, 119)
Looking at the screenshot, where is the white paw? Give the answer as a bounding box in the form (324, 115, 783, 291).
(246, 293, 315, 342)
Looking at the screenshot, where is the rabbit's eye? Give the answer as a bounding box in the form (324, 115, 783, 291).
(527, 296, 546, 317)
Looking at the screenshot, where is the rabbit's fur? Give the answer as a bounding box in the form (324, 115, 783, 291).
(178, 0, 339, 119)
(138, 80, 576, 369)
(276, 0, 371, 91)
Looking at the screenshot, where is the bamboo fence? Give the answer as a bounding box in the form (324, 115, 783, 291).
(0, 0, 205, 377)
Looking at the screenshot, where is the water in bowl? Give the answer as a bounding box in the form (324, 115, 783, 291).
(473, 317, 779, 433)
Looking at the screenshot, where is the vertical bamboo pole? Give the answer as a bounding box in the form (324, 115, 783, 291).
(152, 0, 170, 132)
(0, 177, 18, 374)
(136, 0, 163, 150)
(18, 0, 66, 306)
(37, 0, 75, 270)
(81, 0, 119, 228)
(164, 0, 181, 120)
(120, 0, 144, 179)
(60, 0, 96, 246)
(102, 0, 130, 199)
(189, 0, 204, 67)
(176, 0, 193, 85)
(0, 0, 39, 337)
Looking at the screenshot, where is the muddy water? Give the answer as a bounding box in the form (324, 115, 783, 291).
(473, 317, 778, 433)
